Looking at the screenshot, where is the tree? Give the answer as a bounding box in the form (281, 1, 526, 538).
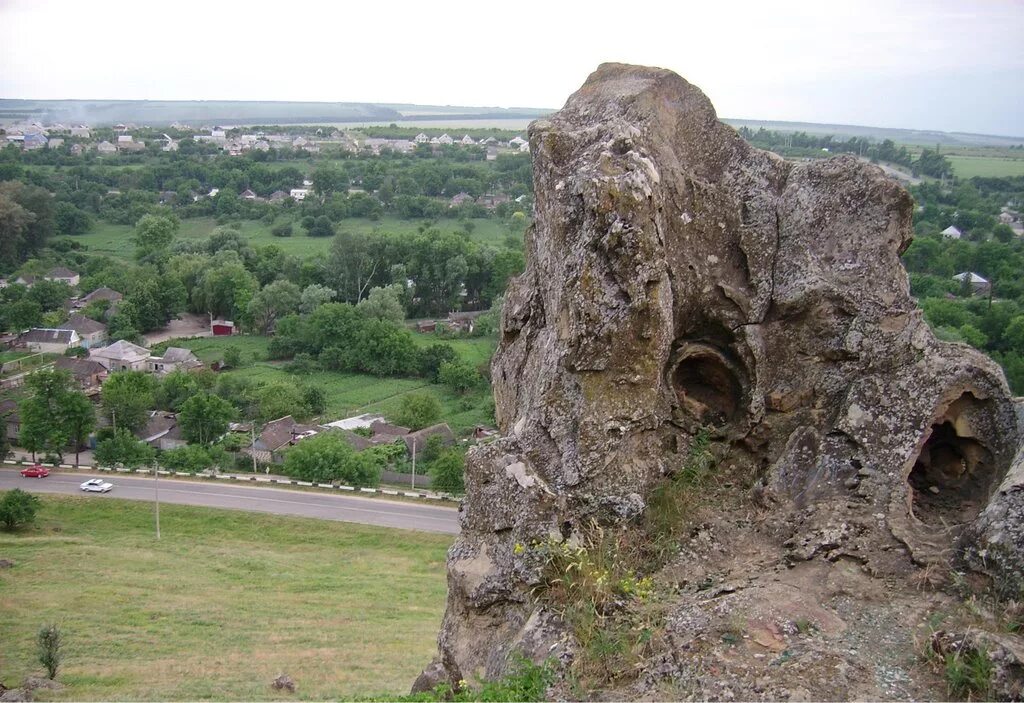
(418, 343, 459, 382)
(246, 279, 301, 334)
(101, 371, 157, 433)
(195, 258, 258, 320)
(26, 280, 71, 312)
(59, 391, 95, 466)
(282, 433, 381, 486)
(19, 369, 78, 461)
(300, 284, 337, 314)
(393, 392, 441, 430)
(37, 623, 65, 680)
(429, 450, 466, 493)
(161, 444, 230, 473)
(271, 222, 293, 237)
(94, 428, 155, 467)
(302, 385, 326, 416)
(438, 359, 480, 395)
(156, 370, 200, 411)
(54, 201, 92, 236)
(132, 214, 178, 263)
(0, 488, 41, 531)
(307, 215, 334, 238)
(356, 284, 406, 323)
(4, 299, 42, 331)
(178, 393, 234, 445)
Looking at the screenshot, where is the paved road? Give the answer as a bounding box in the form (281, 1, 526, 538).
(0, 469, 460, 535)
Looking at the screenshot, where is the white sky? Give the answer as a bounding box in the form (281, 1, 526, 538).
(1, 0, 1022, 136)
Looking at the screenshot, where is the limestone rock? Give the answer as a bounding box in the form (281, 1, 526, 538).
(418, 63, 1023, 693)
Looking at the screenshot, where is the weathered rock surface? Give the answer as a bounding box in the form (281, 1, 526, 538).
(418, 63, 1024, 698)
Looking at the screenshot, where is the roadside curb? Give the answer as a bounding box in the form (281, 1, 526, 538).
(2, 460, 460, 503)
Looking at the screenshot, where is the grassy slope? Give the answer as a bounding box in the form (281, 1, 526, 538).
(164, 335, 496, 432)
(0, 495, 452, 700)
(77, 216, 515, 260)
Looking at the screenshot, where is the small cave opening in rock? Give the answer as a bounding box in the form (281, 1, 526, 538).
(908, 420, 995, 528)
(672, 351, 743, 427)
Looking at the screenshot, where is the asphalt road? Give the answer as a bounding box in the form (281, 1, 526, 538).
(0, 469, 460, 535)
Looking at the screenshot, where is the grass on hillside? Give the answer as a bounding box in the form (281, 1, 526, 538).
(162, 335, 496, 432)
(0, 495, 452, 700)
(77, 216, 517, 261)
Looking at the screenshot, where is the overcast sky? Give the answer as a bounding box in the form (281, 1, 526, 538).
(1, 0, 1022, 136)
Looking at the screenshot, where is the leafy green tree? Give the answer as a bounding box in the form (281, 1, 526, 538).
(282, 433, 381, 486)
(0, 180, 55, 264)
(299, 284, 336, 313)
(54, 201, 92, 236)
(438, 359, 480, 395)
(26, 280, 71, 312)
(59, 391, 95, 466)
(178, 393, 234, 445)
(95, 428, 155, 467)
(156, 370, 200, 411)
(356, 284, 406, 323)
(196, 257, 258, 320)
(429, 450, 466, 493)
(417, 343, 459, 382)
(0, 488, 40, 531)
(247, 279, 301, 334)
(254, 382, 308, 422)
(0, 188, 36, 271)
(271, 222, 293, 237)
(101, 371, 157, 433)
(132, 214, 178, 263)
(393, 392, 441, 430)
(19, 369, 78, 461)
(306, 215, 334, 238)
(3, 299, 42, 331)
(302, 386, 326, 416)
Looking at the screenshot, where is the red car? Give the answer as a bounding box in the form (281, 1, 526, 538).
(20, 465, 50, 478)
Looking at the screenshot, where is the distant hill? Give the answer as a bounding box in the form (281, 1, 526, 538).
(1, 98, 1020, 147)
(722, 118, 1024, 148)
(0, 99, 551, 127)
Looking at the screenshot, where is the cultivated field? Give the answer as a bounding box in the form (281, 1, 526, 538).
(946, 154, 1024, 179)
(76, 216, 518, 261)
(0, 495, 452, 700)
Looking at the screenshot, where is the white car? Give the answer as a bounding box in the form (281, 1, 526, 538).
(80, 478, 114, 493)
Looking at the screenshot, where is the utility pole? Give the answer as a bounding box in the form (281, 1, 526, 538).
(251, 424, 257, 474)
(154, 459, 161, 540)
(411, 438, 417, 491)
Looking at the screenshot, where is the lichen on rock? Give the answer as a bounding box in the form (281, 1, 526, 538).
(414, 63, 1024, 698)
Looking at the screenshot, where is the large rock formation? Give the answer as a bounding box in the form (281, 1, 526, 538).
(416, 64, 1024, 698)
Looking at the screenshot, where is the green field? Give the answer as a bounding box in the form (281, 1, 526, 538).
(946, 155, 1024, 179)
(0, 495, 452, 700)
(162, 335, 496, 432)
(77, 216, 517, 261)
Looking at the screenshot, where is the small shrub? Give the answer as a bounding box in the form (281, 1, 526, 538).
(37, 623, 64, 679)
(0, 488, 41, 530)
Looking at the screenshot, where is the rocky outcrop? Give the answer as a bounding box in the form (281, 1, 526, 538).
(416, 63, 1024, 696)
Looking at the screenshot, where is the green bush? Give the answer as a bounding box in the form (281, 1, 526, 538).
(37, 623, 64, 679)
(0, 488, 41, 530)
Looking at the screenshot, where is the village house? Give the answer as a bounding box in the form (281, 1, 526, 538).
(246, 415, 320, 464)
(90, 339, 151, 371)
(137, 411, 188, 451)
(22, 133, 47, 150)
(47, 138, 64, 149)
(942, 225, 963, 240)
(476, 193, 510, 209)
(69, 143, 86, 156)
(69, 126, 91, 138)
(14, 274, 38, 287)
(403, 423, 456, 456)
(953, 272, 992, 296)
(437, 134, 454, 145)
(147, 347, 202, 375)
(77, 286, 123, 308)
(54, 356, 108, 391)
(289, 188, 309, 201)
(447, 309, 486, 333)
(449, 192, 474, 208)
(460, 135, 475, 145)
(17, 328, 80, 353)
(96, 140, 117, 154)
(268, 190, 289, 203)
(45, 266, 79, 286)
(508, 136, 528, 149)
(60, 314, 107, 348)
(240, 188, 257, 200)
(414, 133, 429, 144)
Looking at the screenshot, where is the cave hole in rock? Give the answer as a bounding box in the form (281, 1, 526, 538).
(672, 350, 743, 427)
(908, 412, 996, 528)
